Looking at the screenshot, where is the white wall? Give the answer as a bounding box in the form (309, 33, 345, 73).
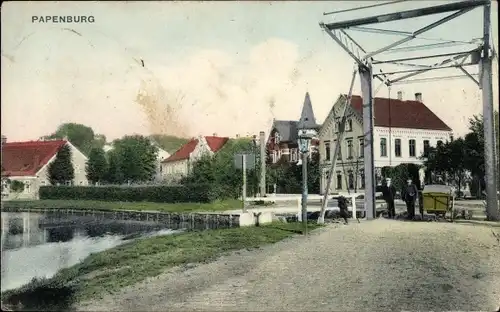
(373, 127, 452, 168)
(155, 148, 171, 181)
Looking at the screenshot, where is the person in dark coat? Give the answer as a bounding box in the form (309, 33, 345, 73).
(382, 178, 397, 218)
(337, 196, 349, 224)
(402, 178, 419, 220)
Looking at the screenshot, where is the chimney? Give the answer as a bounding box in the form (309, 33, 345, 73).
(236, 134, 240, 138)
(415, 92, 422, 102)
(1, 135, 6, 145)
(397, 91, 403, 100)
(212, 133, 217, 137)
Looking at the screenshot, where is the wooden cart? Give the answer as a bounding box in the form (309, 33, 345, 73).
(422, 184, 455, 219)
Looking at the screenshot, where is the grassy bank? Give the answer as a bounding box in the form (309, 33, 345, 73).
(0, 199, 242, 213)
(1, 222, 323, 311)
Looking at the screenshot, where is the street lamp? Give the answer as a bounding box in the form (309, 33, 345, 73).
(252, 135, 258, 197)
(298, 129, 313, 233)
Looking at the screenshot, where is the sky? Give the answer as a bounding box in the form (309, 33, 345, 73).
(1, 1, 498, 142)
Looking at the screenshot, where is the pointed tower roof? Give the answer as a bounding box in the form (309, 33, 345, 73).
(297, 92, 319, 129)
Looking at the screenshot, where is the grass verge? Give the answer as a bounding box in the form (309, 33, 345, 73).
(0, 199, 242, 213)
(1, 222, 323, 311)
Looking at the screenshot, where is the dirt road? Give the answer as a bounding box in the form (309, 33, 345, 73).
(78, 219, 500, 311)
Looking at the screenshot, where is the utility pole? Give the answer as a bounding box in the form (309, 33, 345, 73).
(301, 149, 308, 234)
(259, 131, 266, 197)
(480, 1, 499, 220)
(242, 154, 247, 213)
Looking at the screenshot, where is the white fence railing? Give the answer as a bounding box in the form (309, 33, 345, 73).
(245, 192, 383, 221)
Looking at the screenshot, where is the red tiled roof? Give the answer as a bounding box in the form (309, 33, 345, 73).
(1, 140, 67, 177)
(349, 95, 452, 131)
(162, 136, 229, 163)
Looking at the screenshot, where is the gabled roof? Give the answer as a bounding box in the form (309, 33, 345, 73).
(162, 136, 229, 163)
(1, 140, 68, 177)
(271, 120, 299, 142)
(297, 92, 319, 129)
(271, 92, 320, 142)
(348, 95, 452, 131)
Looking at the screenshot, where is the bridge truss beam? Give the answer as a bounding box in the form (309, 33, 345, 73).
(319, 0, 499, 221)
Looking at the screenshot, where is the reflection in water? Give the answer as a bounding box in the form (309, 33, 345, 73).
(1, 212, 180, 292)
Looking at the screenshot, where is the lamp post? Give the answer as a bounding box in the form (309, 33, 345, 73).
(298, 130, 313, 234)
(252, 135, 258, 197)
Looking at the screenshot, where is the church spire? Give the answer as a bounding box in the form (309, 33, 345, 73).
(297, 92, 318, 129)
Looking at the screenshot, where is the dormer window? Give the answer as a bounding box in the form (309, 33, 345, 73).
(274, 132, 281, 144)
(346, 119, 353, 132)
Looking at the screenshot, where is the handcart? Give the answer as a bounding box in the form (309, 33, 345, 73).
(421, 184, 455, 220)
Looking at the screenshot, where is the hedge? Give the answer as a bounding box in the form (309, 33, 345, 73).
(39, 184, 224, 203)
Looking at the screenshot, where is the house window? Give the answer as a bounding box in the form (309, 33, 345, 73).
(347, 140, 353, 159)
(348, 171, 354, 189)
(272, 150, 278, 163)
(290, 148, 298, 162)
(409, 139, 416, 157)
(380, 138, 387, 157)
(334, 140, 342, 160)
(274, 132, 281, 144)
(324, 141, 331, 161)
(346, 119, 353, 132)
(334, 120, 339, 132)
(360, 169, 365, 189)
(423, 140, 430, 157)
(395, 139, 402, 157)
(358, 138, 364, 158)
(336, 172, 342, 189)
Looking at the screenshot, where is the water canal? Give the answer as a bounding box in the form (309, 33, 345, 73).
(0, 210, 237, 292)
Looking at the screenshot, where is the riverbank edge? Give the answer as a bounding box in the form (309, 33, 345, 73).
(0, 199, 243, 213)
(1, 222, 324, 311)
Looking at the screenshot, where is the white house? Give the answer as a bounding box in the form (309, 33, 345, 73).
(160, 135, 229, 181)
(318, 92, 453, 194)
(1, 136, 89, 200)
(155, 146, 171, 182)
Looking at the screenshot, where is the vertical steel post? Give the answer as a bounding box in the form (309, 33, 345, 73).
(481, 1, 499, 221)
(259, 131, 266, 197)
(302, 151, 308, 234)
(242, 154, 247, 213)
(359, 64, 376, 220)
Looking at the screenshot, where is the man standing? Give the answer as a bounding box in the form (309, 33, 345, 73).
(382, 178, 397, 218)
(402, 178, 419, 220)
(337, 196, 349, 224)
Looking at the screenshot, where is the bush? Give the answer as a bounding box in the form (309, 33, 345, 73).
(39, 184, 220, 203)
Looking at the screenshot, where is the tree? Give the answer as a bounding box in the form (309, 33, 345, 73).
(105, 150, 124, 184)
(267, 151, 320, 194)
(422, 139, 469, 195)
(44, 123, 107, 155)
(47, 145, 74, 185)
(182, 138, 258, 199)
(466, 112, 499, 191)
(113, 135, 158, 183)
(86, 147, 108, 185)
